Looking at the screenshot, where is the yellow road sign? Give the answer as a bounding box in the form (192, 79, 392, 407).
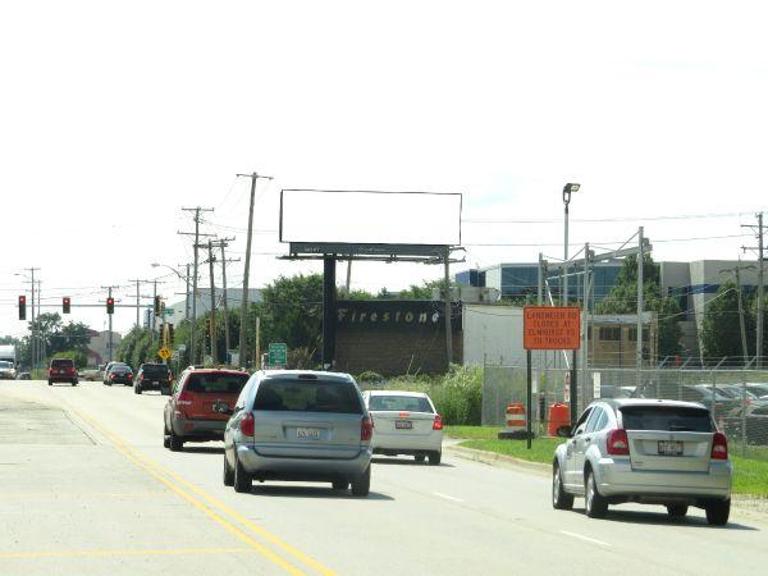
(158, 346, 171, 360)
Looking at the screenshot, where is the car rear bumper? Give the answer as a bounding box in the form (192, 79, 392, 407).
(372, 432, 442, 454)
(237, 444, 372, 480)
(596, 457, 732, 500)
(138, 380, 168, 390)
(49, 375, 77, 382)
(172, 415, 226, 440)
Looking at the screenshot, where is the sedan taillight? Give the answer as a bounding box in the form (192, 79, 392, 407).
(361, 416, 374, 441)
(711, 432, 728, 460)
(606, 428, 630, 456)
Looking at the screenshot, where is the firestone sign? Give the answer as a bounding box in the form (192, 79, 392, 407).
(336, 301, 462, 331)
(523, 306, 581, 350)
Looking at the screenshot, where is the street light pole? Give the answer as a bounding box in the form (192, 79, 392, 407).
(562, 183, 580, 306)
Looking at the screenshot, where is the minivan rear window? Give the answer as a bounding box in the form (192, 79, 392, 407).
(185, 372, 248, 394)
(369, 395, 433, 413)
(254, 379, 363, 414)
(620, 406, 714, 432)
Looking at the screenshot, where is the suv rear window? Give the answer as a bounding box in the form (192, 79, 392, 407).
(185, 372, 248, 394)
(142, 364, 169, 377)
(255, 379, 363, 414)
(369, 395, 433, 413)
(51, 359, 74, 368)
(620, 406, 714, 432)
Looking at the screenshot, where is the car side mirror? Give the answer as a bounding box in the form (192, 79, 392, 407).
(557, 425, 573, 438)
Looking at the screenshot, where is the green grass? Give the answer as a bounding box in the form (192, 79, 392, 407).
(445, 426, 768, 497)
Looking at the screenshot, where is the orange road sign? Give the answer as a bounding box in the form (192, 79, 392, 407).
(523, 306, 581, 350)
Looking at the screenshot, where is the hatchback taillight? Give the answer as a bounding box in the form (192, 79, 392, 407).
(433, 414, 443, 431)
(711, 432, 728, 460)
(240, 413, 255, 437)
(606, 428, 630, 456)
(361, 416, 374, 441)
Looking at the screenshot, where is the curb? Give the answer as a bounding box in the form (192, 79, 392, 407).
(445, 444, 550, 476)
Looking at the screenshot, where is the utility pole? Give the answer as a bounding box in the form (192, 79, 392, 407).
(26, 267, 39, 372)
(151, 279, 159, 343)
(346, 260, 352, 296)
(36, 278, 43, 368)
(236, 171, 273, 368)
(129, 279, 150, 329)
(206, 240, 217, 364)
(741, 212, 765, 368)
(179, 207, 215, 365)
(185, 264, 191, 322)
(214, 238, 238, 364)
(636, 227, 645, 386)
(736, 264, 749, 364)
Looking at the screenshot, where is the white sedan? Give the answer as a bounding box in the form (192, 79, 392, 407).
(363, 390, 443, 465)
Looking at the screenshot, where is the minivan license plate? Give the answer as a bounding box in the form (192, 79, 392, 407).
(657, 441, 683, 456)
(395, 420, 413, 430)
(297, 427, 321, 440)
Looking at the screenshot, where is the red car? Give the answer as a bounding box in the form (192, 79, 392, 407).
(48, 358, 78, 386)
(163, 367, 250, 451)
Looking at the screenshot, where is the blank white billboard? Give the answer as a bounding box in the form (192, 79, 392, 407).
(280, 190, 462, 246)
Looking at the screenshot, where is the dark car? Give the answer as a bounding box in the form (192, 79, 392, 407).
(48, 358, 78, 386)
(134, 363, 172, 395)
(163, 368, 250, 451)
(106, 364, 133, 386)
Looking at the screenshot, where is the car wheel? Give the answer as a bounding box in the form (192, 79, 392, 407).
(705, 499, 730, 526)
(666, 504, 688, 518)
(584, 469, 608, 519)
(428, 451, 441, 466)
(71, 380, 77, 386)
(48, 380, 52, 386)
(134, 385, 141, 395)
(169, 431, 184, 452)
(351, 465, 371, 497)
(414, 455, 426, 463)
(552, 462, 574, 510)
(223, 452, 234, 487)
(332, 479, 349, 491)
(233, 451, 252, 493)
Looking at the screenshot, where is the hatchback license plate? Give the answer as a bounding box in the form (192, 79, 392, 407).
(657, 441, 684, 456)
(395, 420, 413, 430)
(297, 427, 321, 440)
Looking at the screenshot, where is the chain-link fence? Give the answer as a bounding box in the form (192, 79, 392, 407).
(483, 361, 768, 461)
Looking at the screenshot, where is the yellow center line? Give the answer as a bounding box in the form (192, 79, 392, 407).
(71, 408, 337, 576)
(0, 547, 252, 560)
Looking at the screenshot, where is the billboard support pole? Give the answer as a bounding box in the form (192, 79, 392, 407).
(444, 246, 453, 367)
(322, 256, 337, 370)
(526, 349, 533, 450)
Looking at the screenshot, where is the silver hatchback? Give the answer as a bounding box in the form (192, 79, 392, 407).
(222, 370, 373, 496)
(552, 399, 732, 525)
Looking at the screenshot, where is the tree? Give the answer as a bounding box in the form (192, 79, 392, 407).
(701, 281, 753, 360)
(596, 255, 682, 357)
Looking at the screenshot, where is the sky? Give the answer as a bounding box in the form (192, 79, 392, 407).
(2, 0, 768, 338)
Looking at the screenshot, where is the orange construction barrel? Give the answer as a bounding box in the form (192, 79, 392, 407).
(548, 403, 570, 437)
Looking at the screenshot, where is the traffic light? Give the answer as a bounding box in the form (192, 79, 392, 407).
(154, 295, 162, 315)
(63, 297, 71, 314)
(168, 323, 174, 345)
(18, 295, 26, 320)
(106, 297, 115, 314)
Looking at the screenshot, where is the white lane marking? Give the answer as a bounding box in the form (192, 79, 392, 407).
(559, 530, 611, 547)
(433, 492, 465, 503)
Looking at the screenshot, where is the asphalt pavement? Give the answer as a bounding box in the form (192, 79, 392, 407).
(1, 380, 767, 576)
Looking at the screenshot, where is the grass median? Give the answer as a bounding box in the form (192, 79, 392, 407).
(445, 426, 768, 498)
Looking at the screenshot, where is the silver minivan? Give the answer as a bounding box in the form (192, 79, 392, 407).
(222, 370, 373, 496)
(553, 399, 732, 525)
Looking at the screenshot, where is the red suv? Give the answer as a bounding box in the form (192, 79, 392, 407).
(163, 367, 250, 451)
(48, 358, 78, 386)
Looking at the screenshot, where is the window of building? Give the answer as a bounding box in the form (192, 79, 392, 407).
(599, 327, 621, 341)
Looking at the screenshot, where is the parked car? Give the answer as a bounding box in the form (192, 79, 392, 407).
(723, 401, 768, 445)
(363, 390, 443, 464)
(134, 363, 172, 395)
(745, 383, 768, 398)
(163, 367, 250, 451)
(79, 367, 101, 381)
(0, 360, 17, 380)
(105, 364, 133, 386)
(222, 370, 373, 496)
(48, 358, 78, 386)
(552, 399, 732, 525)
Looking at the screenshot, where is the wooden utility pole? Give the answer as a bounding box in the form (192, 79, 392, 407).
(207, 240, 217, 364)
(215, 238, 238, 364)
(236, 172, 272, 368)
(179, 207, 215, 365)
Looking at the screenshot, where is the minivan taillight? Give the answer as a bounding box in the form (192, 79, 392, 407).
(240, 413, 255, 437)
(433, 414, 443, 431)
(361, 416, 374, 441)
(711, 432, 728, 460)
(606, 428, 630, 456)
